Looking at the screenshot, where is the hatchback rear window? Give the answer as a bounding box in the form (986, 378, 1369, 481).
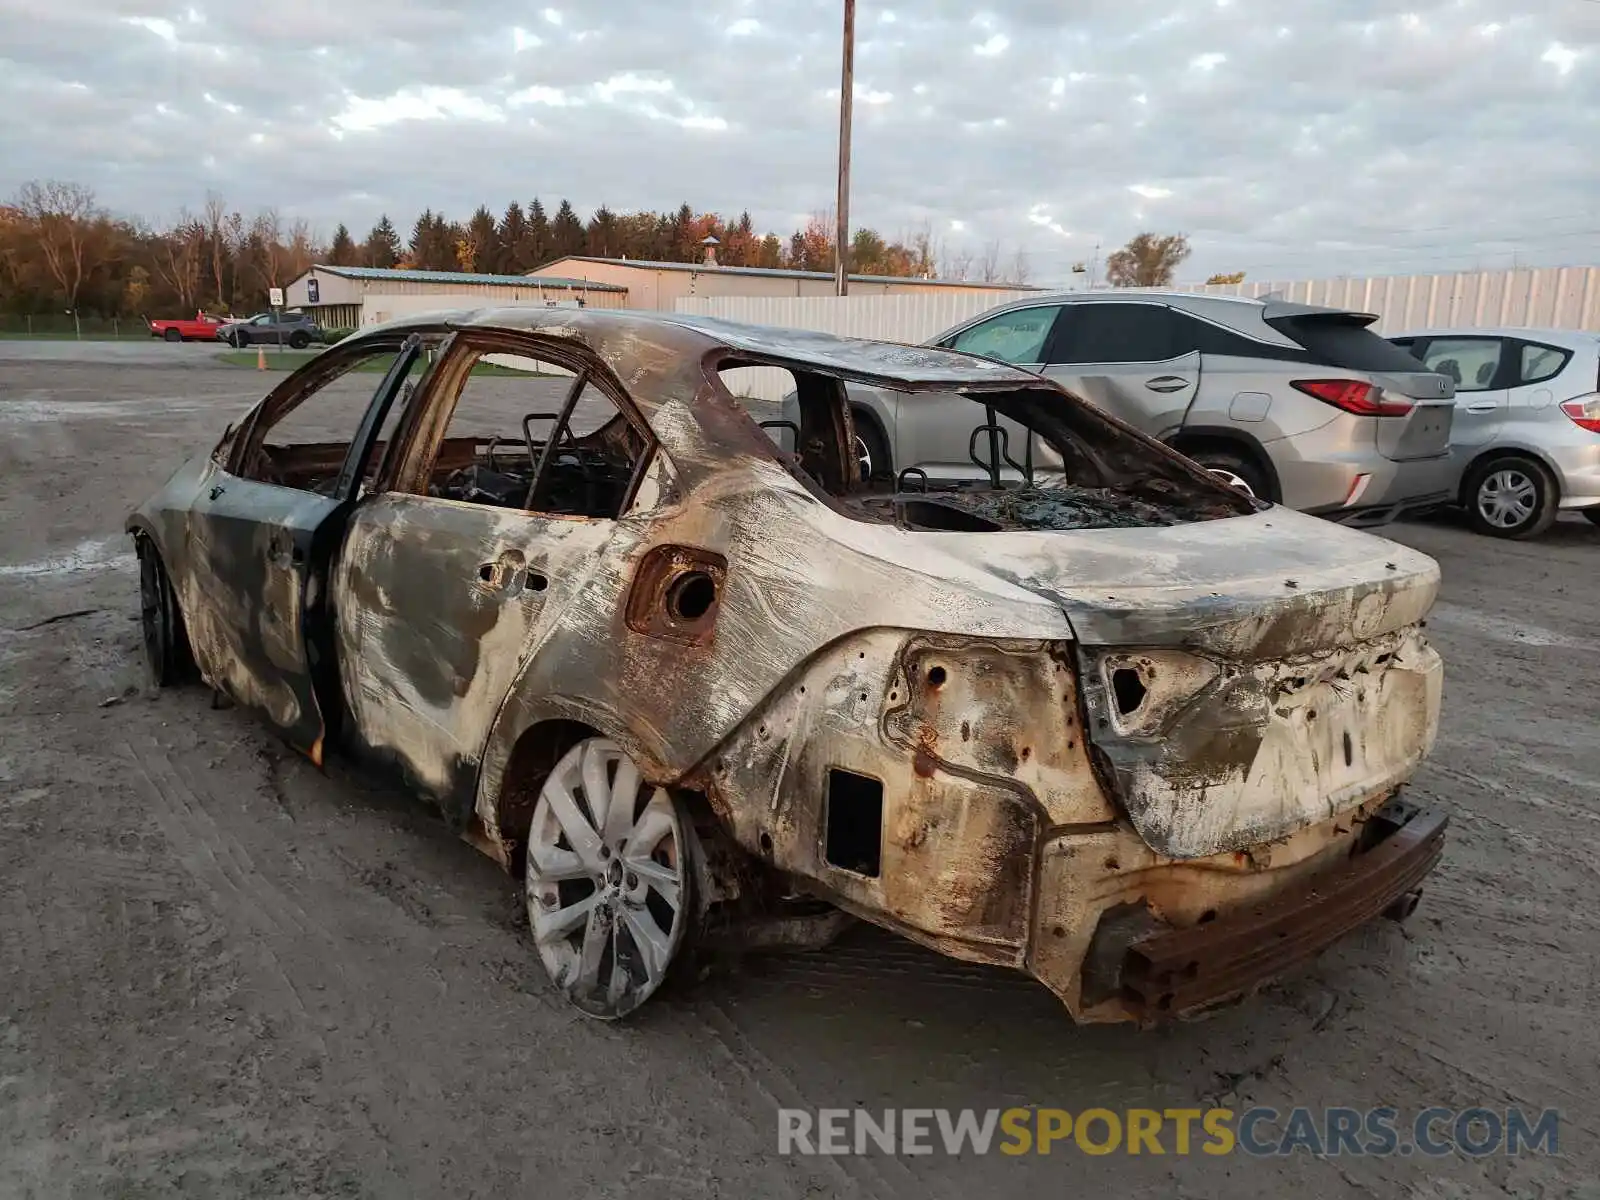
(1268, 314, 1431, 374)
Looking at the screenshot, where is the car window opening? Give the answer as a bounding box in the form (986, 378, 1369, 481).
(239, 338, 438, 495)
(413, 348, 649, 519)
(727, 363, 1254, 533)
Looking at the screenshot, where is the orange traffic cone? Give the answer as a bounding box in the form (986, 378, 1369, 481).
(256, 346, 266, 370)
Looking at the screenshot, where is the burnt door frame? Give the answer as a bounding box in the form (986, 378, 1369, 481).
(191, 333, 431, 763)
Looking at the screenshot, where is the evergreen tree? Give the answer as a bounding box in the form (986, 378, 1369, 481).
(498, 200, 530, 273)
(551, 199, 586, 259)
(465, 206, 499, 273)
(528, 198, 550, 267)
(364, 215, 401, 268)
(327, 223, 357, 266)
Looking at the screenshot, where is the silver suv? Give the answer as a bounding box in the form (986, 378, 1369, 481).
(1389, 327, 1600, 538)
(808, 292, 1459, 527)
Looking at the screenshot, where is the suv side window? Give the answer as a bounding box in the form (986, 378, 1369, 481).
(1418, 337, 1504, 392)
(1518, 342, 1570, 386)
(1047, 302, 1175, 364)
(948, 306, 1062, 365)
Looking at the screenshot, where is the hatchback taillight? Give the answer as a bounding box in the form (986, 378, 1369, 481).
(1560, 394, 1600, 434)
(1291, 379, 1414, 416)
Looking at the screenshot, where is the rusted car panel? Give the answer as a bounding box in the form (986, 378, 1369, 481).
(127, 306, 1449, 1023)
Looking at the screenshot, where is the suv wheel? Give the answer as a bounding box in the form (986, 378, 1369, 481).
(852, 411, 892, 484)
(1186, 448, 1269, 500)
(1464, 454, 1558, 539)
(288, 330, 310, 349)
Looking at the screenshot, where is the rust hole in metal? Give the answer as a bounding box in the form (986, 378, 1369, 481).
(825, 768, 883, 877)
(1020, 746, 1032, 761)
(1343, 732, 1354, 765)
(1198, 909, 1217, 924)
(960, 720, 971, 741)
(667, 571, 716, 621)
(1104, 856, 1120, 871)
(1111, 667, 1147, 715)
(527, 572, 548, 592)
(758, 830, 773, 855)
(927, 665, 947, 687)
(623, 544, 727, 645)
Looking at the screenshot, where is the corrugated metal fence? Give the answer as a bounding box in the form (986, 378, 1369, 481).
(677, 267, 1600, 398)
(1174, 267, 1600, 334)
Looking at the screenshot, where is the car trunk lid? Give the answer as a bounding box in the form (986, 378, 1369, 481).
(913, 509, 1444, 858)
(1265, 305, 1457, 461)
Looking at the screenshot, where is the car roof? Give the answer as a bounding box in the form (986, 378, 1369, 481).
(352, 306, 1051, 392)
(939, 289, 1368, 324)
(1390, 326, 1600, 351)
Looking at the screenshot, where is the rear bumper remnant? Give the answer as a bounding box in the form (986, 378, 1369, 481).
(1117, 801, 1447, 1022)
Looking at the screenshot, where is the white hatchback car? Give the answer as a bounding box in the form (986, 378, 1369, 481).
(1389, 327, 1600, 538)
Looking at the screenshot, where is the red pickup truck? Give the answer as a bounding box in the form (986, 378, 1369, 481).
(148, 311, 226, 342)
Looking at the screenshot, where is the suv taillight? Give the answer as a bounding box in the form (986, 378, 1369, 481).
(1560, 395, 1600, 434)
(1291, 379, 1414, 416)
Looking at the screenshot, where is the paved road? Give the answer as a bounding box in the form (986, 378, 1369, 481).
(0, 361, 1595, 1198)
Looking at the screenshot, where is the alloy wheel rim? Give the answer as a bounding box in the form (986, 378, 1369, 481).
(1477, 469, 1536, 529)
(1207, 468, 1255, 498)
(854, 434, 872, 481)
(525, 738, 687, 1018)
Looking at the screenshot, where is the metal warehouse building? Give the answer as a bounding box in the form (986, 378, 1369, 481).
(526, 254, 1037, 312)
(282, 265, 628, 330)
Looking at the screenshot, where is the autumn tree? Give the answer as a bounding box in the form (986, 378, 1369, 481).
(365, 215, 401, 268)
(1106, 232, 1191, 287)
(152, 213, 204, 310)
(13, 181, 113, 332)
(1206, 270, 1246, 285)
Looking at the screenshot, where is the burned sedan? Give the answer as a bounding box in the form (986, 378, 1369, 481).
(127, 308, 1447, 1023)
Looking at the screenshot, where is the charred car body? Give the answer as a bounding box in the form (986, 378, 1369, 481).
(127, 309, 1448, 1023)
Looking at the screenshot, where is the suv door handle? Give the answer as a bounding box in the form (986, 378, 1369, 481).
(1464, 401, 1499, 413)
(1145, 376, 1190, 393)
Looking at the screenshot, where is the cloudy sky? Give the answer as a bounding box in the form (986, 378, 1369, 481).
(2, 0, 1596, 284)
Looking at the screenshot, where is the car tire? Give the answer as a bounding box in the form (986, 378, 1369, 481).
(288, 330, 310, 349)
(1186, 447, 1271, 501)
(233, 330, 249, 348)
(163, 328, 182, 343)
(1463, 454, 1559, 540)
(852, 410, 893, 484)
(523, 737, 699, 1019)
(137, 537, 196, 686)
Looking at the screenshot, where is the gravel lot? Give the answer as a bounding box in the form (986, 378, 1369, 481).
(1, 349, 1596, 1198)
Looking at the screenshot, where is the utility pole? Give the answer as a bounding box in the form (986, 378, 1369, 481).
(834, 0, 855, 296)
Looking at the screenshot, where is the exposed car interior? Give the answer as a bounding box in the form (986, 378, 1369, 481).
(732, 362, 1254, 532)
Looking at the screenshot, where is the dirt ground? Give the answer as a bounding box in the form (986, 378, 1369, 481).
(1, 348, 1597, 1199)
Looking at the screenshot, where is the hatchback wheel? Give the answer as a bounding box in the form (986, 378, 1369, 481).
(288, 330, 310, 349)
(1465, 455, 1558, 539)
(525, 737, 695, 1018)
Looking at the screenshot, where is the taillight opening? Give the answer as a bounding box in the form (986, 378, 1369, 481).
(1292, 379, 1414, 416)
(1560, 396, 1600, 434)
